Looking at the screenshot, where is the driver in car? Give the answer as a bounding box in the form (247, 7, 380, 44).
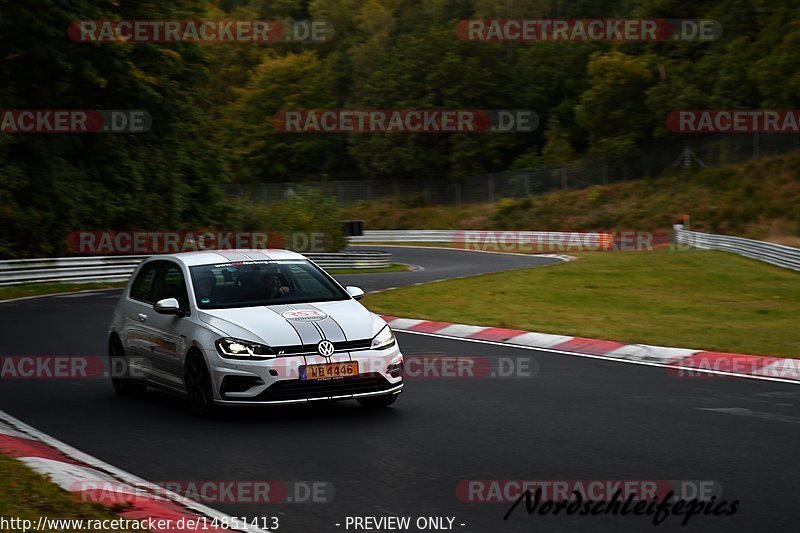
(263, 273, 290, 299)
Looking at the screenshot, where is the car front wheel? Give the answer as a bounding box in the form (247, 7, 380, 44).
(185, 353, 217, 417)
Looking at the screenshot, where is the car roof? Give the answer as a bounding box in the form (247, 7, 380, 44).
(150, 249, 308, 267)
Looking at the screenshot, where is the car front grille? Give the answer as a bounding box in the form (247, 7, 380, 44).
(273, 338, 372, 356)
(253, 373, 397, 402)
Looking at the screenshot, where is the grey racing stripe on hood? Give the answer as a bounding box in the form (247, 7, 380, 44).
(290, 303, 347, 342)
(267, 305, 322, 345)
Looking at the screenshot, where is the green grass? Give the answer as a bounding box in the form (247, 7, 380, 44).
(0, 454, 139, 531)
(363, 249, 800, 357)
(0, 282, 126, 301)
(326, 263, 413, 274)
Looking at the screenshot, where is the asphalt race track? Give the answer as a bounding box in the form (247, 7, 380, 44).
(1, 247, 798, 532)
(339, 245, 562, 291)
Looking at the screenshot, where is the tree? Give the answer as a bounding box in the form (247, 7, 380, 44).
(575, 51, 655, 162)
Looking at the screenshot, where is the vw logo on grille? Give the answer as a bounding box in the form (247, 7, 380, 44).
(317, 340, 335, 357)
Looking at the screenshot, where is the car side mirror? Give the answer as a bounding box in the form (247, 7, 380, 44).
(154, 298, 186, 316)
(346, 286, 365, 300)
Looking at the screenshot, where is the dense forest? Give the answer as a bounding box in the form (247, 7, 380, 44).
(1, 0, 798, 257)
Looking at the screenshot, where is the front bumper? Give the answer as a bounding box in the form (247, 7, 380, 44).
(217, 381, 403, 405)
(206, 344, 404, 405)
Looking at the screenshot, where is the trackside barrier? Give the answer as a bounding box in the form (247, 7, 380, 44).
(7, 227, 794, 285)
(674, 224, 800, 272)
(349, 229, 612, 247)
(0, 251, 392, 286)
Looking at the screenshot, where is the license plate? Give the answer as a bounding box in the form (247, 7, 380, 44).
(301, 361, 359, 381)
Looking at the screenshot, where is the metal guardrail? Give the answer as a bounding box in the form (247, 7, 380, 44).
(0, 256, 147, 286)
(674, 225, 800, 271)
(305, 251, 392, 269)
(350, 230, 459, 243)
(0, 251, 392, 286)
(349, 229, 610, 245)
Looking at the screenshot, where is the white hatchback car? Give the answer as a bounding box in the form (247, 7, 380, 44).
(108, 250, 404, 416)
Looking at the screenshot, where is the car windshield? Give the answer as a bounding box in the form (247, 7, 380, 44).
(189, 260, 349, 309)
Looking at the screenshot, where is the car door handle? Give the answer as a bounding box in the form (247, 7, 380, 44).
(138, 313, 148, 322)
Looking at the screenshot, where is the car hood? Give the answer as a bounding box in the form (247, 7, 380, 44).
(197, 299, 386, 347)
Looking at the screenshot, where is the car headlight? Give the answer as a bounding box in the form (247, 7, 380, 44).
(371, 325, 396, 350)
(215, 338, 276, 359)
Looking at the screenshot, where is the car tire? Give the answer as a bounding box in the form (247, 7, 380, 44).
(357, 393, 399, 409)
(109, 336, 146, 396)
(185, 353, 218, 417)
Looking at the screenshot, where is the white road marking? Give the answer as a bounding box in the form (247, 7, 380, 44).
(387, 318, 426, 329)
(435, 324, 488, 337)
(0, 423, 31, 439)
(394, 330, 800, 386)
(606, 344, 700, 363)
(507, 331, 574, 348)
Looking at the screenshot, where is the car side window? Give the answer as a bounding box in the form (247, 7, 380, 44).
(129, 262, 159, 303)
(152, 263, 190, 311)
